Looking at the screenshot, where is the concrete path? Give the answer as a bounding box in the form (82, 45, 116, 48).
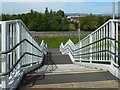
(48, 48, 73, 64)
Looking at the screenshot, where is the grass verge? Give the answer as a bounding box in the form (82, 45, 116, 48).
(35, 36, 81, 48)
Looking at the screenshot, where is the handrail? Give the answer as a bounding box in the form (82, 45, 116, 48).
(60, 19, 120, 79)
(0, 39, 47, 76)
(62, 37, 119, 54)
(0, 19, 48, 89)
(75, 50, 119, 58)
(0, 52, 43, 76)
(61, 44, 75, 57)
(0, 39, 42, 54)
(62, 43, 119, 68)
(2, 19, 41, 48)
(75, 37, 119, 51)
(0, 20, 48, 76)
(76, 19, 120, 44)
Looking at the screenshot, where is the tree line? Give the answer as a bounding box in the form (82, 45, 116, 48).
(2, 8, 70, 31)
(1, 8, 118, 31)
(80, 14, 115, 31)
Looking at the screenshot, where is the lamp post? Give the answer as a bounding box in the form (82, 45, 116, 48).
(112, 0, 115, 19)
(78, 21, 81, 62)
(78, 21, 80, 42)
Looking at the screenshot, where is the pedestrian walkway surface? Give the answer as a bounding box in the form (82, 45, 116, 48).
(18, 48, 119, 90)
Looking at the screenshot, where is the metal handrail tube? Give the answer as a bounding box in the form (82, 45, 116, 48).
(60, 19, 119, 79)
(0, 20, 41, 48)
(62, 37, 119, 56)
(75, 50, 118, 58)
(0, 19, 48, 89)
(76, 19, 119, 44)
(61, 42, 120, 68)
(0, 39, 42, 54)
(0, 52, 43, 76)
(75, 37, 119, 51)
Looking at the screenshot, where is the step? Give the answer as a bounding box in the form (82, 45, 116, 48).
(19, 71, 119, 89)
(48, 48, 61, 55)
(20, 80, 119, 89)
(51, 55, 73, 64)
(52, 64, 98, 72)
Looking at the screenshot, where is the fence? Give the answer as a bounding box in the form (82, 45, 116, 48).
(0, 20, 48, 89)
(60, 19, 120, 79)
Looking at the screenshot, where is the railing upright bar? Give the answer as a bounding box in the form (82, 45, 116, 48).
(9, 24, 12, 70)
(109, 22, 111, 61)
(30, 38, 33, 66)
(99, 29, 102, 61)
(1, 22, 8, 88)
(115, 22, 118, 65)
(103, 26, 105, 61)
(60, 19, 119, 79)
(106, 24, 108, 61)
(16, 22, 21, 69)
(0, 20, 48, 89)
(111, 21, 115, 67)
(90, 35, 92, 63)
(98, 29, 100, 61)
(79, 41, 81, 62)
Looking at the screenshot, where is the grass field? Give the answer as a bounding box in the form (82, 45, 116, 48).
(36, 36, 81, 48)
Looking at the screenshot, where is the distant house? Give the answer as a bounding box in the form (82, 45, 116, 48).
(67, 15, 82, 23)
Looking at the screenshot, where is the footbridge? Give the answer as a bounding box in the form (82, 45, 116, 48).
(0, 19, 119, 89)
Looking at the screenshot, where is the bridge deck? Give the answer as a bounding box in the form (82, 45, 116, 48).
(18, 48, 119, 89)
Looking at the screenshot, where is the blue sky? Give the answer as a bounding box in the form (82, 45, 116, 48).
(1, 2, 119, 14)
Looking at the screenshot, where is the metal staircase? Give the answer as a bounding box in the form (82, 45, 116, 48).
(0, 20, 48, 89)
(0, 19, 119, 89)
(60, 19, 120, 79)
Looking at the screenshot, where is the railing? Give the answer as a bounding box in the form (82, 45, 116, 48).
(60, 19, 120, 79)
(0, 20, 48, 89)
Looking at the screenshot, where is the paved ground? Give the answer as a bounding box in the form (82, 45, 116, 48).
(18, 48, 120, 90)
(34, 31, 92, 38)
(47, 48, 73, 64)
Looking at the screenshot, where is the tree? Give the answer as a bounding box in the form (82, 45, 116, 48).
(28, 21, 37, 31)
(5, 8, 114, 31)
(80, 15, 100, 31)
(56, 10, 65, 17)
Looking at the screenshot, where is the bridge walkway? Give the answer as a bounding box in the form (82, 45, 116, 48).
(18, 48, 119, 90)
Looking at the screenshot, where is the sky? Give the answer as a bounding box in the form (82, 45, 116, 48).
(0, 0, 120, 15)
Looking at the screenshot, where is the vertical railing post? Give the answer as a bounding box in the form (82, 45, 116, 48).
(79, 41, 81, 62)
(30, 38, 33, 66)
(16, 21, 21, 69)
(90, 35, 92, 63)
(111, 20, 115, 66)
(1, 22, 8, 89)
(115, 21, 118, 65)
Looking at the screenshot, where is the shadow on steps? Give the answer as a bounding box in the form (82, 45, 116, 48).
(17, 52, 57, 89)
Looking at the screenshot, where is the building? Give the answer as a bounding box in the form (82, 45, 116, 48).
(118, 1, 120, 17)
(67, 15, 85, 23)
(67, 15, 80, 23)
